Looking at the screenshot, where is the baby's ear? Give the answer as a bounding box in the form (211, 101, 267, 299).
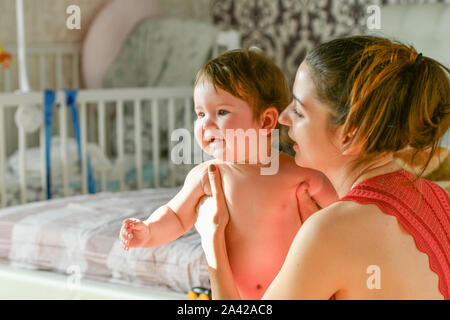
(259, 107, 279, 132)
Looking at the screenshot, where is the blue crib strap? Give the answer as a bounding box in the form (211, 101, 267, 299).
(44, 90, 56, 200)
(65, 90, 82, 167)
(64, 89, 96, 194)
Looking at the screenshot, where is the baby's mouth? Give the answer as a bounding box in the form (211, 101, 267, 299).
(208, 137, 223, 143)
(205, 137, 225, 148)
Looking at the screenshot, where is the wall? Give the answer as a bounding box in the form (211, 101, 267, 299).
(211, 0, 450, 84)
(1, 0, 448, 84)
(0, 0, 213, 89)
(0, 0, 211, 44)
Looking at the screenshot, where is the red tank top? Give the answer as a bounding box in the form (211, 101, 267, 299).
(340, 169, 450, 299)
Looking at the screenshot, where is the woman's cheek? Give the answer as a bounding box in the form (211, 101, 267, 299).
(292, 122, 313, 164)
(304, 124, 329, 167)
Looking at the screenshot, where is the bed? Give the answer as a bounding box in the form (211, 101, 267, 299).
(0, 1, 240, 300)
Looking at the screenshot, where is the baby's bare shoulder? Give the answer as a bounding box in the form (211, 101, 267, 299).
(185, 159, 226, 196)
(185, 159, 222, 180)
(278, 153, 323, 181)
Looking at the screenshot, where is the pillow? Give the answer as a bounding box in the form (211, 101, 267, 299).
(82, 0, 162, 88)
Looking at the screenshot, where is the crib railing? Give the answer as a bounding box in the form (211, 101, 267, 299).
(1, 43, 82, 159)
(0, 87, 197, 207)
(2, 43, 81, 92)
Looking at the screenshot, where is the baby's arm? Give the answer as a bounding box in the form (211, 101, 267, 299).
(121, 161, 213, 249)
(298, 168, 338, 209)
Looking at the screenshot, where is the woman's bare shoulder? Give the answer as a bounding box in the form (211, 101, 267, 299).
(302, 200, 380, 238)
(266, 201, 364, 298)
(300, 201, 353, 235)
(295, 199, 387, 267)
(300, 199, 397, 273)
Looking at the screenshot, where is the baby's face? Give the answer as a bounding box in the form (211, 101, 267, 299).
(194, 80, 261, 162)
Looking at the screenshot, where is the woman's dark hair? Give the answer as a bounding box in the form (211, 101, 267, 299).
(305, 35, 450, 177)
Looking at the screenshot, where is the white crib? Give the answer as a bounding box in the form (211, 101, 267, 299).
(0, 87, 197, 206)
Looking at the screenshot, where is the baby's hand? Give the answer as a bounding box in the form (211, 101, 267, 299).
(120, 218, 151, 251)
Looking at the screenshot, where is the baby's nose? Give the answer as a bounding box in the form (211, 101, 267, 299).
(202, 116, 217, 130)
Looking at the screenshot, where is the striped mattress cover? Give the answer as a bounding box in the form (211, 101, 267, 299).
(0, 187, 209, 294)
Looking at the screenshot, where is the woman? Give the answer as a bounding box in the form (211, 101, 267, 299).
(195, 35, 450, 299)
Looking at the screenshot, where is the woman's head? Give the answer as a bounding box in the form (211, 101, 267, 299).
(193, 48, 291, 161)
(280, 35, 450, 176)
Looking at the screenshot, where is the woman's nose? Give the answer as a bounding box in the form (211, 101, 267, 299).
(278, 108, 291, 127)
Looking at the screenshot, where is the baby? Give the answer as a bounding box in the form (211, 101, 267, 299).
(119, 48, 337, 299)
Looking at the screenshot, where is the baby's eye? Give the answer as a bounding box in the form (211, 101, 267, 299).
(196, 111, 205, 118)
(218, 109, 229, 116)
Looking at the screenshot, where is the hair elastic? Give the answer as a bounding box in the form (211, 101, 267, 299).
(414, 53, 423, 66)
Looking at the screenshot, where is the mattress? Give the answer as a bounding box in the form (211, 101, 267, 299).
(0, 187, 209, 294)
(2, 155, 191, 207)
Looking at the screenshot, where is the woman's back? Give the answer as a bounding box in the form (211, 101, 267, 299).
(332, 169, 449, 299)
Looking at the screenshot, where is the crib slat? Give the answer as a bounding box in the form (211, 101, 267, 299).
(98, 101, 106, 191)
(168, 98, 175, 187)
(18, 125, 27, 204)
(87, 107, 95, 148)
(59, 102, 69, 197)
(184, 97, 192, 133)
(134, 100, 143, 189)
(152, 99, 160, 188)
(116, 100, 125, 191)
(0, 107, 6, 207)
(184, 97, 194, 169)
(72, 52, 79, 88)
(40, 122, 46, 201)
(56, 52, 63, 89)
(212, 45, 219, 60)
(39, 54, 46, 90)
(3, 69, 11, 92)
(80, 102, 88, 194)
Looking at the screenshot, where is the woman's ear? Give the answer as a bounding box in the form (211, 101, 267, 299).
(338, 127, 361, 155)
(259, 107, 279, 135)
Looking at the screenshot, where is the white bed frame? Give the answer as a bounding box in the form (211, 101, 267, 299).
(0, 30, 240, 300)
